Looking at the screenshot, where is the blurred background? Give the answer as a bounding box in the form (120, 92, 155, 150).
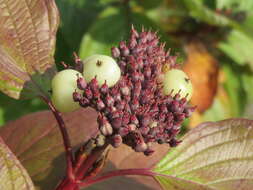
(1, 0, 253, 129)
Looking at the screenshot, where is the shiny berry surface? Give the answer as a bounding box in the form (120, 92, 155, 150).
(51, 69, 82, 113)
(163, 69, 193, 101)
(83, 54, 121, 87)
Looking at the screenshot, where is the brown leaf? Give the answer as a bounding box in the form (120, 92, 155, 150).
(183, 41, 219, 112)
(0, 0, 59, 99)
(106, 144, 169, 189)
(0, 108, 98, 190)
(0, 107, 169, 190)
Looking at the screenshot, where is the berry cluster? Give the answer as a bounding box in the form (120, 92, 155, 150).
(73, 27, 195, 156)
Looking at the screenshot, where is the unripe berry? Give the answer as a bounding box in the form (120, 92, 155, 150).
(82, 54, 121, 87)
(51, 69, 82, 113)
(162, 69, 193, 101)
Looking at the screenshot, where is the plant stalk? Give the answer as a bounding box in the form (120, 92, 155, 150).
(41, 96, 74, 179)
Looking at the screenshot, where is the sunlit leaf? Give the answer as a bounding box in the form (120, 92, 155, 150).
(154, 119, 253, 190)
(0, 0, 59, 99)
(0, 136, 35, 190)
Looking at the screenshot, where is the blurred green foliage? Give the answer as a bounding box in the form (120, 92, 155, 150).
(1, 0, 253, 126)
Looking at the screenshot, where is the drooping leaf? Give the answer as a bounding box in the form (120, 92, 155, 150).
(0, 0, 59, 99)
(154, 119, 253, 190)
(0, 136, 35, 190)
(0, 108, 98, 190)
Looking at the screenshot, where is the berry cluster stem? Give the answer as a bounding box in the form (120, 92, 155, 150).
(41, 95, 164, 190)
(75, 144, 108, 180)
(41, 96, 74, 179)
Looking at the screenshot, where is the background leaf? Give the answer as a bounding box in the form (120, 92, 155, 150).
(79, 7, 128, 58)
(55, 0, 104, 64)
(78, 4, 170, 59)
(0, 0, 59, 99)
(219, 30, 253, 70)
(154, 119, 253, 190)
(0, 136, 35, 190)
(182, 0, 232, 27)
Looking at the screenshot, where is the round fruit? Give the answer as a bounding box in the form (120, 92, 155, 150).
(163, 69, 193, 101)
(51, 69, 82, 113)
(83, 54, 121, 87)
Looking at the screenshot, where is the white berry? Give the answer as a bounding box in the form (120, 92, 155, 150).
(163, 69, 193, 101)
(82, 54, 121, 87)
(51, 69, 82, 113)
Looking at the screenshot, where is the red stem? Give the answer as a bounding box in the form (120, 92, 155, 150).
(40, 96, 74, 179)
(78, 168, 166, 188)
(76, 144, 108, 180)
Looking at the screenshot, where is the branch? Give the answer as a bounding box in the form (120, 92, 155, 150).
(40, 96, 74, 179)
(75, 144, 109, 180)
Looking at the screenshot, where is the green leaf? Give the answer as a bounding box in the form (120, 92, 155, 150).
(0, 108, 98, 190)
(202, 62, 245, 121)
(79, 7, 128, 58)
(219, 30, 253, 70)
(222, 64, 242, 116)
(154, 119, 253, 190)
(202, 98, 232, 122)
(183, 0, 232, 26)
(216, 0, 253, 12)
(0, 0, 59, 99)
(0, 136, 35, 190)
(56, 0, 103, 50)
(0, 92, 47, 126)
(133, 0, 163, 10)
(79, 5, 170, 59)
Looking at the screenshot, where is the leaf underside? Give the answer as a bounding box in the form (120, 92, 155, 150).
(0, 136, 35, 190)
(0, 0, 59, 99)
(154, 119, 253, 190)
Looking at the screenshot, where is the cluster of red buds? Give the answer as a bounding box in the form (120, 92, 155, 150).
(73, 26, 195, 156)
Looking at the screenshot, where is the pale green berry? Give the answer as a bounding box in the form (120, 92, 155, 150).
(83, 54, 121, 87)
(163, 69, 193, 101)
(51, 69, 82, 113)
